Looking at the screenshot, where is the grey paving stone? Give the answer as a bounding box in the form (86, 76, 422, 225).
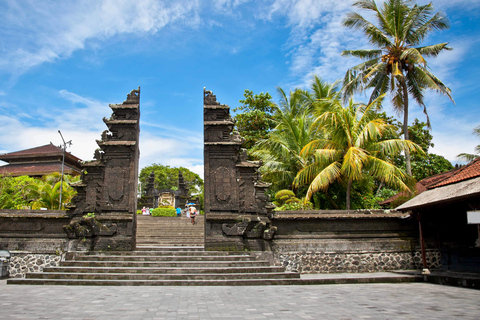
(0, 283, 479, 319)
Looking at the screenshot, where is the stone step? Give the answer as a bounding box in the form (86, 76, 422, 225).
(77, 250, 250, 257)
(60, 260, 271, 268)
(24, 272, 299, 281)
(135, 242, 204, 246)
(136, 235, 204, 239)
(41, 266, 287, 274)
(7, 275, 420, 286)
(73, 255, 258, 262)
(135, 246, 204, 251)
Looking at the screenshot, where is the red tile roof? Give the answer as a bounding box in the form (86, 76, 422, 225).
(0, 143, 62, 158)
(378, 167, 460, 205)
(0, 143, 82, 164)
(429, 157, 480, 188)
(0, 162, 81, 177)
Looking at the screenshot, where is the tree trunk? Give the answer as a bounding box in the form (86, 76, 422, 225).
(346, 178, 353, 210)
(401, 79, 412, 176)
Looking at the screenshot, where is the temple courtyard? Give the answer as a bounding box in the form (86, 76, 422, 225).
(1, 280, 479, 319)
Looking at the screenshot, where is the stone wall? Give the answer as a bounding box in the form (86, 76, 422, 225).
(7, 252, 64, 278)
(276, 250, 442, 273)
(269, 210, 438, 273)
(0, 210, 70, 252)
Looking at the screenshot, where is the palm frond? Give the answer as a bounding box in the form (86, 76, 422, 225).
(341, 49, 383, 60)
(305, 162, 342, 200)
(416, 43, 452, 57)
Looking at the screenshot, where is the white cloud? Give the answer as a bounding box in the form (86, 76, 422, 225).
(0, 90, 205, 176)
(0, 0, 201, 77)
(139, 133, 204, 179)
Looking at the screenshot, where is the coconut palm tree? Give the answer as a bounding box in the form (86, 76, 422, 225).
(252, 88, 315, 191)
(294, 94, 421, 209)
(341, 0, 454, 176)
(457, 125, 480, 162)
(302, 75, 341, 113)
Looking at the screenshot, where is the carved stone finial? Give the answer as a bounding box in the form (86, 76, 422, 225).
(124, 87, 140, 104)
(204, 88, 220, 105)
(94, 149, 103, 160)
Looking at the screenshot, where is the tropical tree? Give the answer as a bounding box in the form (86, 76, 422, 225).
(233, 90, 276, 153)
(139, 164, 203, 196)
(457, 125, 480, 162)
(29, 174, 78, 210)
(302, 75, 341, 113)
(0, 173, 78, 210)
(341, 0, 454, 176)
(252, 88, 314, 192)
(294, 94, 422, 209)
(0, 175, 38, 209)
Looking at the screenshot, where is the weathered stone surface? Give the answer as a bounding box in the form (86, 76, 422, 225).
(65, 88, 140, 251)
(275, 250, 441, 273)
(7, 253, 63, 278)
(203, 89, 274, 251)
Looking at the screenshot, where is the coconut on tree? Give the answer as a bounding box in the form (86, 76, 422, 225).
(341, 0, 454, 176)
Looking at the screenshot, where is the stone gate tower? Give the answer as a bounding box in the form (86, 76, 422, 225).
(65, 88, 140, 251)
(203, 89, 275, 251)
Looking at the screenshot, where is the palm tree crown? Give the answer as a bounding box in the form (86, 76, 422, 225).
(294, 94, 421, 209)
(341, 0, 454, 175)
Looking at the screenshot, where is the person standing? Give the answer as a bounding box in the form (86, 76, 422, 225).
(176, 207, 181, 217)
(189, 206, 197, 225)
(142, 206, 147, 215)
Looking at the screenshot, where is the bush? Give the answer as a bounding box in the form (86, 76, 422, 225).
(274, 199, 313, 211)
(273, 190, 298, 206)
(151, 207, 176, 217)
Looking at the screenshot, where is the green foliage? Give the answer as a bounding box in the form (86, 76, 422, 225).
(151, 207, 176, 217)
(252, 87, 314, 192)
(392, 119, 453, 181)
(342, 0, 454, 175)
(294, 94, 421, 209)
(83, 212, 95, 218)
(410, 153, 453, 181)
(139, 164, 203, 197)
(0, 175, 38, 209)
(0, 173, 78, 210)
(233, 90, 276, 151)
(274, 199, 313, 211)
(273, 190, 298, 206)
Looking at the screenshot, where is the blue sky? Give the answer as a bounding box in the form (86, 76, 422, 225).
(1, 0, 479, 179)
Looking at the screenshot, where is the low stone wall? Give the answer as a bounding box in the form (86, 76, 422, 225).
(7, 252, 64, 278)
(270, 210, 436, 273)
(0, 210, 70, 252)
(276, 249, 442, 273)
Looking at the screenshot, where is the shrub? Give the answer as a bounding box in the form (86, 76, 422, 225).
(151, 207, 176, 217)
(273, 190, 298, 206)
(274, 199, 313, 211)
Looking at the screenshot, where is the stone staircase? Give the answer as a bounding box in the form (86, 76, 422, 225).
(8, 215, 302, 285)
(136, 215, 204, 247)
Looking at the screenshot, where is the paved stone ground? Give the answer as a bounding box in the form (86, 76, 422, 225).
(1, 280, 479, 319)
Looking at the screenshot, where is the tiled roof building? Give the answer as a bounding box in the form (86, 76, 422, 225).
(0, 143, 83, 177)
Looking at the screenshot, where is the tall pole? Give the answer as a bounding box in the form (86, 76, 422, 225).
(58, 130, 72, 210)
